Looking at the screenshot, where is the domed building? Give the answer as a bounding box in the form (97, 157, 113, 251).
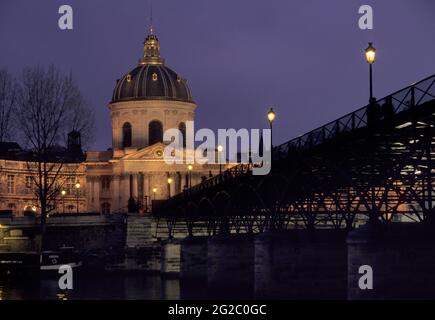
(0, 26, 220, 216)
(109, 27, 194, 157)
(84, 27, 219, 214)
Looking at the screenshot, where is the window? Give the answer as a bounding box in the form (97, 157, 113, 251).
(25, 176, 33, 194)
(179, 122, 186, 148)
(152, 73, 158, 81)
(7, 175, 14, 194)
(148, 120, 163, 146)
(101, 176, 111, 191)
(126, 74, 132, 82)
(122, 122, 132, 148)
(101, 202, 111, 215)
(66, 177, 75, 195)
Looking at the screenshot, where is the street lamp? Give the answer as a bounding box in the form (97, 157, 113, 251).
(217, 145, 224, 175)
(365, 42, 377, 103)
(75, 182, 80, 214)
(187, 164, 193, 188)
(61, 189, 66, 214)
(152, 187, 157, 200)
(167, 177, 173, 198)
(267, 107, 276, 148)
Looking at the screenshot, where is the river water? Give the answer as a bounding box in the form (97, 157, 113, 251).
(0, 273, 185, 300)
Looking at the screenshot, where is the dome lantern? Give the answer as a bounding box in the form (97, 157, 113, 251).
(139, 26, 165, 66)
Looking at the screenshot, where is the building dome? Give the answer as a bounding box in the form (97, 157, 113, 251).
(112, 28, 193, 103)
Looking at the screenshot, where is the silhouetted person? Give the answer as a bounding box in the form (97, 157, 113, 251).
(367, 99, 381, 126)
(381, 95, 395, 121)
(128, 197, 138, 213)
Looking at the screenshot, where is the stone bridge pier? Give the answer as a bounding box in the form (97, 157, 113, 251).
(178, 230, 348, 299)
(180, 236, 208, 281)
(254, 230, 348, 299)
(347, 222, 435, 300)
(207, 234, 255, 299)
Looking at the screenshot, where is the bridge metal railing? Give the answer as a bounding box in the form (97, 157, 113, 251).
(163, 163, 254, 204)
(274, 73, 435, 158)
(160, 73, 435, 206)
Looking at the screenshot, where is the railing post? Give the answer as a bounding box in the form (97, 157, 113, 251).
(352, 112, 356, 130)
(411, 85, 416, 107)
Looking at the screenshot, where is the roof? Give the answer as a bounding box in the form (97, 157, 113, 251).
(111, 29, 193, 103)
(112, 64, 192, 103)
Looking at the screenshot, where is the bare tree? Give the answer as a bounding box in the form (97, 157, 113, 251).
(0, 69, 17, 142)
(16, 65, 95, 248)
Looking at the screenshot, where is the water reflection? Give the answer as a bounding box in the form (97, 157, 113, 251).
(0, 273, 180, 300)
(0, 273, 253, 300)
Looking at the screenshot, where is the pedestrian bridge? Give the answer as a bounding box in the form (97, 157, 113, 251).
(155, 73, 435, 237)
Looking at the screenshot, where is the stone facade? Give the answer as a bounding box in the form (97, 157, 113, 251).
(110, 100, 195, 155)
(0, 160, 87, 216)
(0, 28, 220, 216)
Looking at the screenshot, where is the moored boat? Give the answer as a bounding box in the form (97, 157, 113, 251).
(0, 247, 82, 278)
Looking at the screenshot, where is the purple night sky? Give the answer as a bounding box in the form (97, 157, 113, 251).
(1, 0, 434, 151)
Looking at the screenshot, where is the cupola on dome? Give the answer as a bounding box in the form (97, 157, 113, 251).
(112, 27, 193, 103)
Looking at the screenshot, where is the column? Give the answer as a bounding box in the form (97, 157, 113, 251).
(138, 172, 144, 202)
(86, 176, 93, 211)
(112, 175, 120, 213)
(143, 173, 150, 210)
(132, 174, 138, 200)
(170, 174, 176, 197)
(120, 174, 130, 212)
(94, 177, 100, 213)
(176, 172, 182, 194)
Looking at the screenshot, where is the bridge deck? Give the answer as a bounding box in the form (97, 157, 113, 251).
(155, 74, 435, 236)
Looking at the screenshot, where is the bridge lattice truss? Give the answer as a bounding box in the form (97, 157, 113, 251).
(155, 74, 435, 237)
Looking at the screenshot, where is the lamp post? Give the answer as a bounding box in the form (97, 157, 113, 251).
(61, 190, 66, 214)
(75, 182, 80, 214)
(365, 42, 377, 103)
(152, 187, 157, 200)
(167, 177, 172, 199)
(187, 164, 193, 188)
(217, 145, 223, 175)
(267, 107, 276, 148)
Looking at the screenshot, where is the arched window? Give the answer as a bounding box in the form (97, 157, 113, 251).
(179, 122, 186, 148)
(122, 122, 132, 148)
(101, 202, 111, 215)
(23, 205, 36, 216)
(148, 120, 163, 146)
